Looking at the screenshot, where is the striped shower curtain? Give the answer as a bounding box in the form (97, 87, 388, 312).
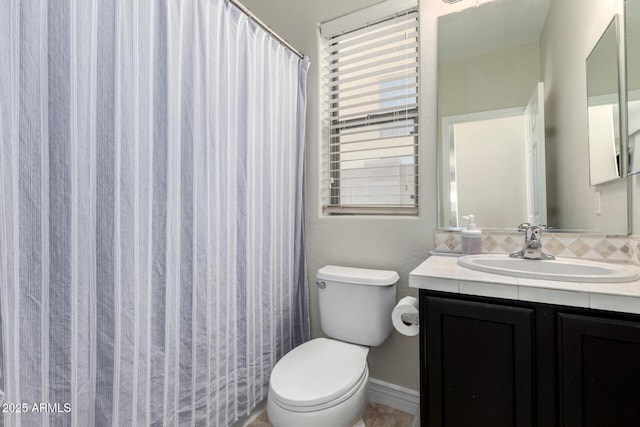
(0, 0, 309, 425)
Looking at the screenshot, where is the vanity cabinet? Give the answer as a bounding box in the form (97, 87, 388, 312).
(422, 296, 535, 427)
(419, 290, 640, 427)
(558, 313, 640, 427)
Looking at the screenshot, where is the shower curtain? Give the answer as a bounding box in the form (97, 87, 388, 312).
(0, 0, 309, 425)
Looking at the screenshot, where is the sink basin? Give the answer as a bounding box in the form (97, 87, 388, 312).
(457, 254, 640, 283)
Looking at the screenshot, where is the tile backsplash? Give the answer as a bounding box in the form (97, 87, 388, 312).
(435, 230, 639, 264)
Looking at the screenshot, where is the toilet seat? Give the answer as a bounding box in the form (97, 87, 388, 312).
(269, 338, 369, 412)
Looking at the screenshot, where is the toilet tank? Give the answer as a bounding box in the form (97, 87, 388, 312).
(316, 265, 398, 346)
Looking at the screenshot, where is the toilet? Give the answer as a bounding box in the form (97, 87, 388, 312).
(267, 265, 398, 427)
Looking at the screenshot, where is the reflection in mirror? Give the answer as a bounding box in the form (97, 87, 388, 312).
(442, 109, 527, 228)
(586, 16, 622, 185)
(628, 0, 640, 174)
(442, 85, 546, 228)
(437, 0, 629, 233)
(438, 0, 549, 229)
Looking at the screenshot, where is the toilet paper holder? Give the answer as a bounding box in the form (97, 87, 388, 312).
(400, 312, 419, 326)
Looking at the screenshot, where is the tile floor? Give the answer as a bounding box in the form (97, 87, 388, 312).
(247, 402, 415, 427)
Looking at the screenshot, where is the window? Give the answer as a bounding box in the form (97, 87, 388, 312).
(320, 0, 420, 215)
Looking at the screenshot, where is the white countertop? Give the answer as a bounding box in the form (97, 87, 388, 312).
(409, 254, 640, 315)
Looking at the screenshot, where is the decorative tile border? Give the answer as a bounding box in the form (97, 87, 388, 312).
(629, 236, 640, 265)
(435, 230, 640, 264)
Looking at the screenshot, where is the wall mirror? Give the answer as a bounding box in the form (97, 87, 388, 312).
(586, 16, 622, 185)
(437, 0, 629, 233)
(628, 0, 640, 174)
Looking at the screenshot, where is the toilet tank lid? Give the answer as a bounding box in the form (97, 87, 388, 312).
(317, 265, 399, 286)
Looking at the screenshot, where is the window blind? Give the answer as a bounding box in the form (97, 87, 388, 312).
(321, 4, 420, 215)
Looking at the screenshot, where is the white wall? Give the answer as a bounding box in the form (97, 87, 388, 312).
(540, 0, 628, 232)
(455, 116, 528, 228)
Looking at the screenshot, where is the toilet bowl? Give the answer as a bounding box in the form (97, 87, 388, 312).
(266, 266, 399, 427)
(267, 338, 369, 427)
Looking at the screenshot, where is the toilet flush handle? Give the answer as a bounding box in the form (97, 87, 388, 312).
(315, 280, 326, 289)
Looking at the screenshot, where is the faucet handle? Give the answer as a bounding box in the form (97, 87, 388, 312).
(517, 222, 531, 231)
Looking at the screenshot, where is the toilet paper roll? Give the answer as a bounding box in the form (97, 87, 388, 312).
(392, 296, 419, 336)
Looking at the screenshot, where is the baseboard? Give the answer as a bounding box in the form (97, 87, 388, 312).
(367, 378, 420, 418)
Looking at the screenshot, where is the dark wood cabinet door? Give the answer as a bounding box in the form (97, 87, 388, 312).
(421, 295, 535, 427)
(558, 313, 640, 427)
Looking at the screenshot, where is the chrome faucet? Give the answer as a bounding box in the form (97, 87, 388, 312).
(510, 223, 555, 260)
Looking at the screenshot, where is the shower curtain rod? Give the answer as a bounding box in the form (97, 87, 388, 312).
(228, 0, 305, 59)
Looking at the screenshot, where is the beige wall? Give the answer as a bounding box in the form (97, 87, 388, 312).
(629, 0, 640, 234)
(438, 41, 540, 225)
(239, 0, 634, 393)
(540, 0, 627, 232)
(439, 41, 541, 118)
(240, 0, 488, 391)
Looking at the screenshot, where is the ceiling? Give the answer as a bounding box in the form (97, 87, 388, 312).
(438, 0, 552, 62)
